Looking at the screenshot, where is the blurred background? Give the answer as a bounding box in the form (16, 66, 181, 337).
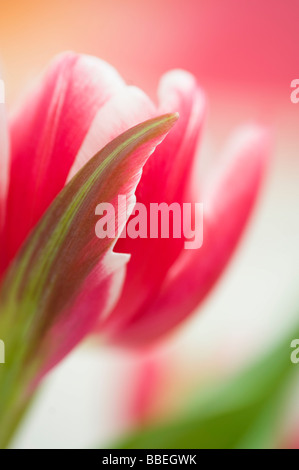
(0, 0, 298, 448)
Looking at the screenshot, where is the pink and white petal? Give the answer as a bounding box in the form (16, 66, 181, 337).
(107, 125, 269, 346)
(4, 52, 125, 273)
(0, 114, 177, 387)
(134, 70, 206, 205)
(0, 82, 9, 278)
(67, 86, 156, 180)
(103, 71, 206, 335)
(31, 115, 178, 379)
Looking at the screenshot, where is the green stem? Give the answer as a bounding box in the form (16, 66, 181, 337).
(0, 313, 41, 448)
(0, 388, 33, 449)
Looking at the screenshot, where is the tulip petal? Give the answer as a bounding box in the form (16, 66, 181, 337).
(155, 70, 206, 202)
(107, 126, 269, 345)
(0, 113, 178, 391)
(0, 114, 178, 447)
(67, 86, 156, 180)
(4, 52, 125, 272)
(104, 72, 205, 334)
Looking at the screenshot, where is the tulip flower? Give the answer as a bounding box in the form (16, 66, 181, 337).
(0, 52, 177, 446)
(0, 51, 268, 447)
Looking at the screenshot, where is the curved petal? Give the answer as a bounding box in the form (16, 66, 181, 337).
(0, 115, 178, 443)
(155, 70, 206, 202)
(103, 71, 206, 335)
(4, 52, 125, 273)
(107, 125, 269, 345)
(67, 86, 156, 180)
(0, 114, 178, 392)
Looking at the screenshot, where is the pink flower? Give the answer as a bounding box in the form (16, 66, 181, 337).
(0, 51, 268, 373)
(1, 52, 153, 275)
(0, 52, 177, 381)
(0, 52, 179, 446)
(0, 51, 268, 447)
(98, 73, 269, 346)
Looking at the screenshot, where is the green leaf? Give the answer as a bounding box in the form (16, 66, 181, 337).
(114, 325, 299, 449)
